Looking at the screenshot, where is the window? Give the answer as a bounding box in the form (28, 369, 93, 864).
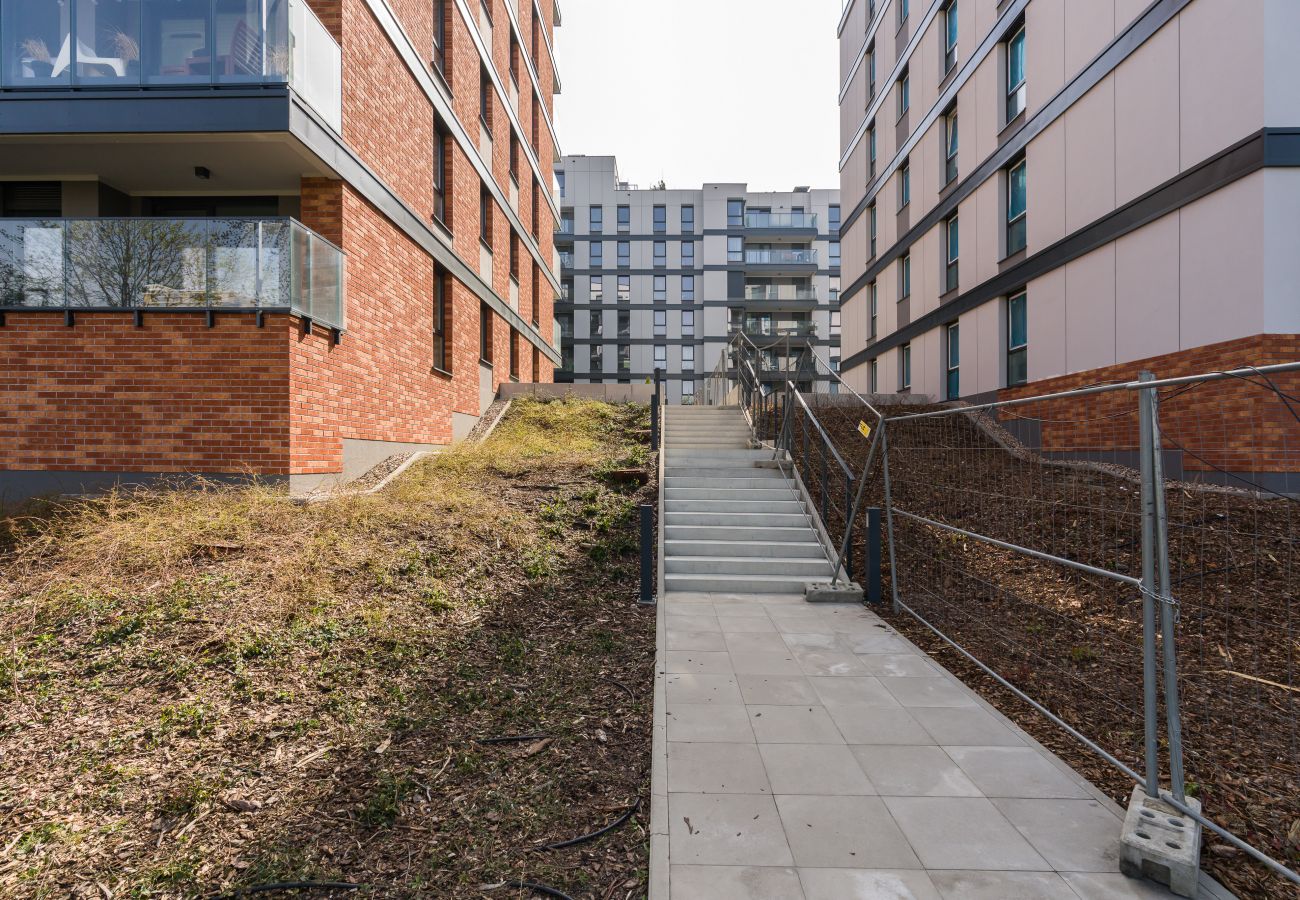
(682, 241, 695, 267)
(433, 120, 448, 226)
(653, 241, 666, 267)
(589, 206, 603, 233)
(899, 253, 911, 298)
(868, 203, 877, 258)
(1007, 291, 1027, 385)
(618, 344, 631, 373)
(869, 281, 878, 338)
(617, 310, 630, 338)
(557, 170, 566, 198)
(509, 35, 520, 85)
(654, 312, 666, 337)
(682, 343, 695, 369)
(830, 287, 840, 305)
(943, 0, 958, 73)
(653, 275, 666, 302)
(433, 268, 450, 373)
(868, 124, 877, 178)
(480, 186, 493, 245)
(590, 274, 603, 302)
(653, 205, 666, 233)
(1006, 23, 1026, 121)
(897, 69, 910, 118)
(509, 329, 520, 378)
(617, 204, 630, 232)
(899, 158, 911, 209)
(433, 0, 448, 76)
(1006, 158, 1027, 255)
(654, 344, 667, 366)
(867, 46, 876, 100)
(900, 343, 912, 390)
(830, 310, 841, 336)
(870, 359, 879, 393)
(531, 265, 540, 325)
(618, 241, 631, 268)
(944, 107, 958, 185)
(829, 241, 841, 268)
(945, 321, 960, 399)
(727, 199, 744, 227)
(479, 65, 492, 129)
(681, 380, 696, 401)
(727, 236, 743, 262)
(681, 205, 695, 233)
(590, 241, 603, 268)
(561, 277, 573, 301)
(682, 310, 695, 337)
(829, 204, 841, 232)
(898, 0, 909, 25)
(510, 232, 520, 279)
(590, 344, 604, 373)
(479, 302, 493, 363)
(617, 274, 630, 302)
(945, 214, 959, 293)
(682, 275, 695, 301)
(509, 134, 520, 183)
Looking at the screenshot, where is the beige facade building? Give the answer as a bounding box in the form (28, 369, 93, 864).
(836, 0, 1300, 400)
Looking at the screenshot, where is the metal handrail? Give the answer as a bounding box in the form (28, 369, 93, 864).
(787, 386, 854, 480)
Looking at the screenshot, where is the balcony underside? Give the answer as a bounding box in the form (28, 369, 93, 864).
(0, 130, 332, 198)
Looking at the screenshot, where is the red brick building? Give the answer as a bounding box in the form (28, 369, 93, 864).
(0, 0, 562, 502)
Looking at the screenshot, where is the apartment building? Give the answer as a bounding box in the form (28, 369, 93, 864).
(836, 0, 1300, 403)
(0, 0, 562, 503)
(554, 155, 842, 404)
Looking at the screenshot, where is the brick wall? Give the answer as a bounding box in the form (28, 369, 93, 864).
(0, 313, 290, 473)
(998, 334, 1300, 476)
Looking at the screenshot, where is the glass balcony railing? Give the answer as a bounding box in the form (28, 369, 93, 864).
(730, 321, 818, 338)
(0, 217, 346, 330)
(744, 248, 818, 265)
(744, 211, 818, 229)
(559, 251, 575, 269)
(744, 284, 817, 301)
(1, 0, 341, 130)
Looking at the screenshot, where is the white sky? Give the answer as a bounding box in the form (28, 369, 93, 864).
(553, 0, 843, 193)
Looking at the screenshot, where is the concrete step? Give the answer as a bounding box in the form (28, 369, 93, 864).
(664, 573, 821, 594)
(664, 511, 810, 527)
(665, 442, 752, 449)
(664, 476, 791, 489)
(663, 466, 784, 480)
(664, 524, 820, 542)
(665, 556, 834, 576)
(666, 487, 798, 501)
(665, 449, 772, 460)
(664, 498, 806, 515)
(664, 539, 828, 558)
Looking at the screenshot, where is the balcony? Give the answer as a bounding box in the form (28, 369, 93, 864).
(744, 284, 817, 302)
(744, 211, 818, 230)
(0, 217, 345, 330)
(0, 0, 342, 132)
(730, 322, 818, 338)
(743, 248, 818, 266)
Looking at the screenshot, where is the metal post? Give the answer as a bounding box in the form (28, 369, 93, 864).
(639, 503, 654, 606)
(867, 507, 882, 604)
(880, 422, 903, 614)
(1148, 379, 1186, 802)
(1137, 371, 1161, 799)
(843, 478, 854, 583)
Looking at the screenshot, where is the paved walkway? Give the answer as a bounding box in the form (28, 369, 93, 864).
(649, 591, 1225, 900)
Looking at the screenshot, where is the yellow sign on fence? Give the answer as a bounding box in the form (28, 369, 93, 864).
(858, 420, 872, 439)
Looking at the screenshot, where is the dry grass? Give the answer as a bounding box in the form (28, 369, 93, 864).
(0, 398, 654, 899)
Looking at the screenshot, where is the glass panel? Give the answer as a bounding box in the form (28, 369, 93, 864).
(1008, 28, 1025, 88)
(947, 217, 959, 262)
(74, 0, 141, 84)
(290, 218, 311, 312)
(946, 1, 958, 51)
(0, 220, 65, 305)
(64, 218, 209, 307)
(142, 0, 212, 83)
(948, 325, 960, 367)
(1008, 162, 1027, 219)
(1007, 216, 1027, 255)
(1007, 347, 1027, 385)
(5, 0, 72, 85)
(1008, 293, 1027, 347)
(208, 219, 260, 306)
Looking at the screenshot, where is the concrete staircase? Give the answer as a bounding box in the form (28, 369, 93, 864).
(663, 405, 836, 593)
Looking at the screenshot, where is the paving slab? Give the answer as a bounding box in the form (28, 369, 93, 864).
(651, 591, 1219, 900)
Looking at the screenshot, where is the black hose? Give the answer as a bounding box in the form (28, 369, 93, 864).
(205, 882, 360, 899)
(539, 798, 640, 851)
(496, 881, 574, 900)
(477, 733, 551, 745)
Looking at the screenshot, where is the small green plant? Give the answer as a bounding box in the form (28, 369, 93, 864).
(359, 771, 417, 828)
(1068, 644, 1097, 665)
